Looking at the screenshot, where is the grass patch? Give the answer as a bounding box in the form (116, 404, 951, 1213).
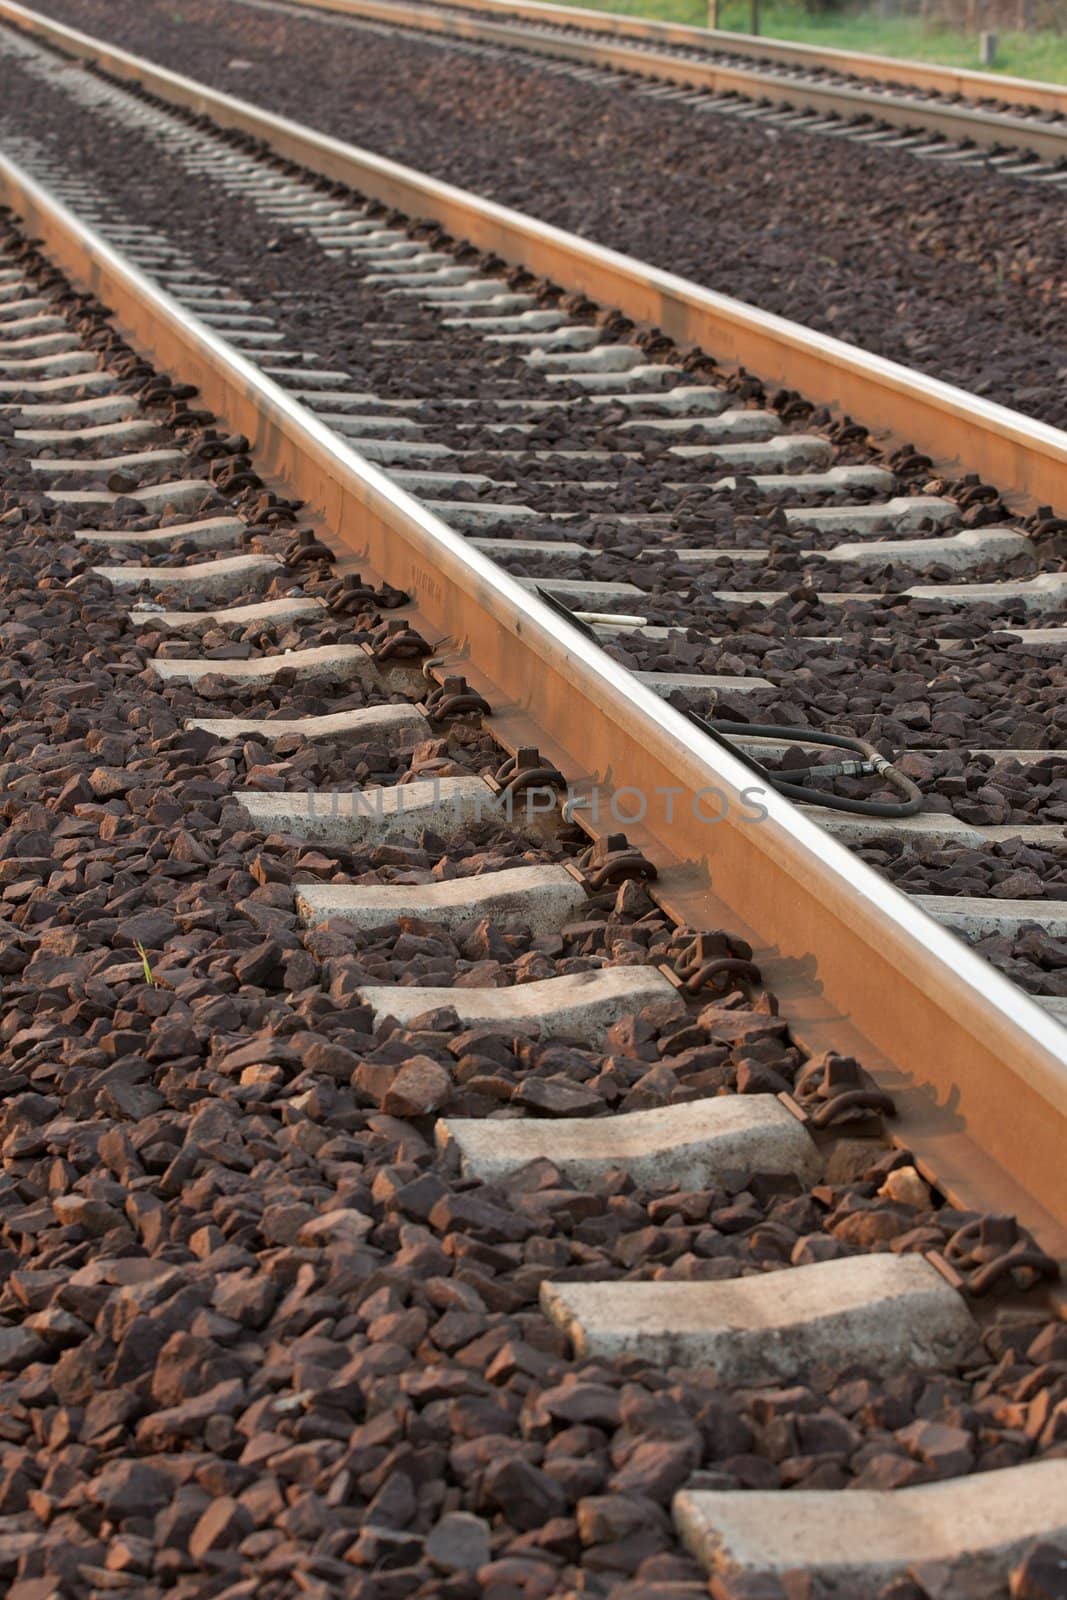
(563, 0, 1067, 84)
(135, 940, 157, 987)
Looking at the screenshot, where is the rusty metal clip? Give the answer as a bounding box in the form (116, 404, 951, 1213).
(684, 956, 762, 997)
(573, 833, 657, 893)
(374, 581, 411, 611)
(794, 1051, 895, 1128)
(370, 619, 432, 663)
(283, 528, 336, 569)
(937, 1215, 1060, 1298)
(488, 747, 565, 800)
(324, 572, 379, 615)
(809, 1089, 896, 1129)
(673, 931, 761, 999)
(198, 433, 249, 463)
(422, 675, 490, 720)
(957, 480, 1000, 509)
(167, 405, 214, 430)
(136, 376, 180, 402)
(210, 457, 259, 495)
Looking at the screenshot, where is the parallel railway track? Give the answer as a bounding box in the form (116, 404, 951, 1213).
(255, 0, 1067, 168)
(1, 7, 1067, 1595)
(315, 0, 1067, 111)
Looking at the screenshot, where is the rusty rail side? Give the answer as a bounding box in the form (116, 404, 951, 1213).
(279, 0, 1067, 145)
(2, 1, 1067, 512)
(3, 150, 1066, 1284)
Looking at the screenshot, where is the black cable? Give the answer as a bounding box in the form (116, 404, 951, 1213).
(688, 715, 923, 818)
(531, 590, 922, 820)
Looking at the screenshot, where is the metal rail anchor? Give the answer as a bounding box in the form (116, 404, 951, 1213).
(324, 571, 409, 614)
(794, 1051, 897, 1130)
(562, 832, 659, 910)
(482, 747, 568, 835)
(928, 1216, 1061, 1299)
(422, 675, 491, 721)
(670, 929, 762, 1002)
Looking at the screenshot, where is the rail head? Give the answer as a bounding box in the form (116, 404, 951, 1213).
(2, 144, 1065, 1274)
(2, 0, 1067, 512)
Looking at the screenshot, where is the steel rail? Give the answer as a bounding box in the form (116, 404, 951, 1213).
(270, 0, 1067, 154)
(2, 147, 1066, 1286)
(311, 0, 1067, 114)
(3, 1, 1067, 514)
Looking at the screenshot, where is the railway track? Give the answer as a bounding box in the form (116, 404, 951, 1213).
(248, 0, 1067, 172)
(0, 7, 1067, 1596)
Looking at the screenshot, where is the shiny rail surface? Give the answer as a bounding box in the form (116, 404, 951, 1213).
(272, 0, 1067, 155)
(2, 0, 1067, 512)
(2, 127, 1066, 1293)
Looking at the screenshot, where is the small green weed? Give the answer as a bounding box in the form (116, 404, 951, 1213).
(135, 940, 156, 987)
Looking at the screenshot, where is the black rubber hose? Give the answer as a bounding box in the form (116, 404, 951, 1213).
(690, 716, 924, 818)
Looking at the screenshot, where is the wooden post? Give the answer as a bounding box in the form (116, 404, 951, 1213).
(707, 0, 719, 27)
(750, 0, 760, 33)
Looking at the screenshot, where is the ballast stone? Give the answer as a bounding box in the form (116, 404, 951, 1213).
(541, 1253, 976, 1382)
(437, 1095, 821, 1187)
(674, 1459, 1067, 1597)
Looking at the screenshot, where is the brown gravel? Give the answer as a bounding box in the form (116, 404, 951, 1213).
(19, 0, 1067, 431)
(2, 215, 1067, 1600)
(0, 43, 1064, 997)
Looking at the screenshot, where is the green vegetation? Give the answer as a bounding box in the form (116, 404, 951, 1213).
(565, 0, 1067, 84)
(135, 939, 157, 987)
